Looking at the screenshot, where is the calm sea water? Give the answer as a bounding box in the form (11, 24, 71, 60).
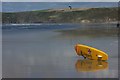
(2, 2, 117, 12)
(2, 23, 118, 78)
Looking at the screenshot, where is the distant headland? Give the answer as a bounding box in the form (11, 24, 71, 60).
(2, 7, 118, 24)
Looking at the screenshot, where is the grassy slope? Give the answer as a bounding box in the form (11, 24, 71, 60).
(2, 7, 118, 24)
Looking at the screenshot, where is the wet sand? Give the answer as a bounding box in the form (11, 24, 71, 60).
(2, 23, 118, 78)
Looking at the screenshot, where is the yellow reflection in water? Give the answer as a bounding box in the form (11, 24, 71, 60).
(75, 59, 108, 72)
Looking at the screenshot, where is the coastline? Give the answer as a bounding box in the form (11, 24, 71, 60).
(2, 7, 118, 24)
(2, 21, 118, 25)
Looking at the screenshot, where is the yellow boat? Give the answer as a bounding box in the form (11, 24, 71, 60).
(75, 44, 108, 60)
(75, 59, 108, 72)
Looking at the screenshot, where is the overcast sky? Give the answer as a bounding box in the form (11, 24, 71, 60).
(1, 0, 120, 2)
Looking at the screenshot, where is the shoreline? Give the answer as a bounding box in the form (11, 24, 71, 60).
(2, 21, 118, 25)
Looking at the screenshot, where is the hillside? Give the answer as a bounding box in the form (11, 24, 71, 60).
(2, 7, 118, 24)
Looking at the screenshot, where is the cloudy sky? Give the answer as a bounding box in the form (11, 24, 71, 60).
(1, 0, 120, 2)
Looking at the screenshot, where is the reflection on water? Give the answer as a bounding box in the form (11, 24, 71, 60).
(2, 23, 118, 78)
(75, 59, 108, 72)
(56, 27, 118, 37)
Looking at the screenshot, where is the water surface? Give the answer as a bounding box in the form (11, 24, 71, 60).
(2, 23, 118, 78)
(2, 2, 117, 12)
